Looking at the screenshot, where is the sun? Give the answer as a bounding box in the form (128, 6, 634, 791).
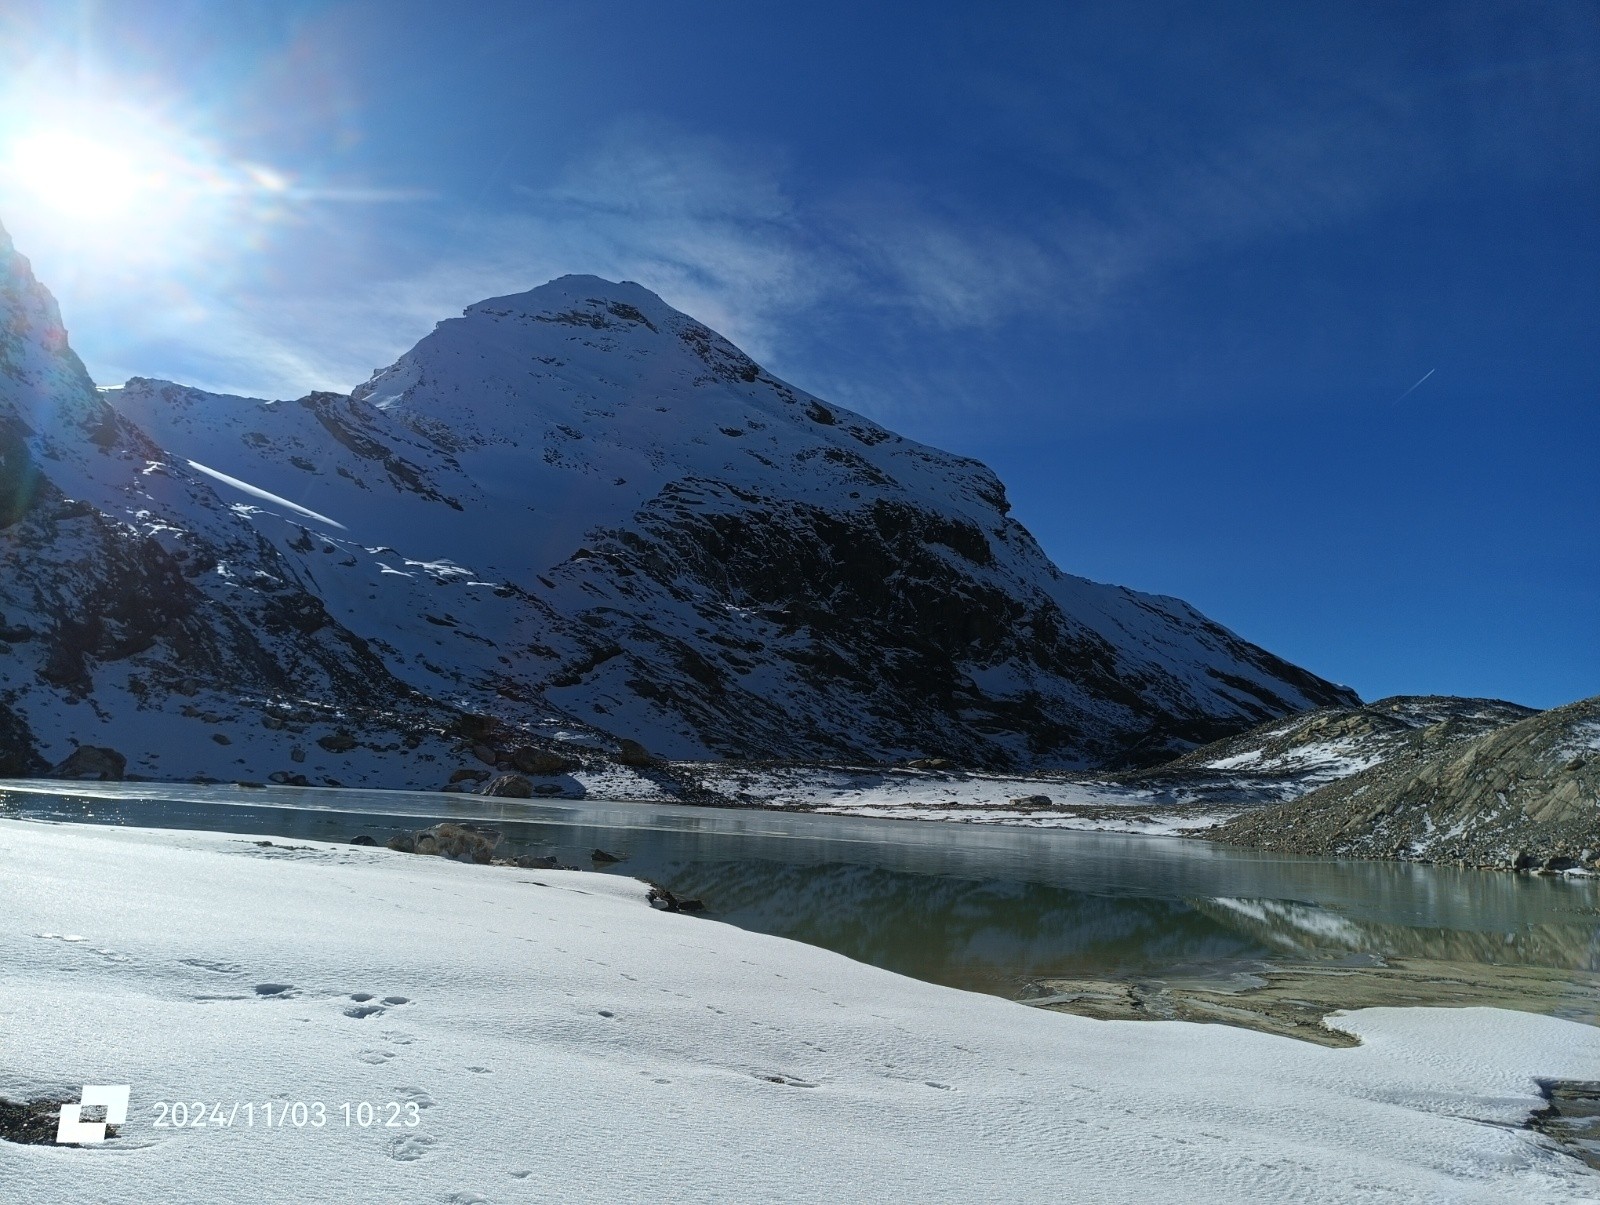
(0, 97, 284, 286)
(8, 128, 164, 224)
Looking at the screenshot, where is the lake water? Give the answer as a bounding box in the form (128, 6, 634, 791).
(4, 780, 1597, 1012)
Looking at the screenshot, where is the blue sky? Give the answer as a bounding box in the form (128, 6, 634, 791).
(2, 0, 1595, 707)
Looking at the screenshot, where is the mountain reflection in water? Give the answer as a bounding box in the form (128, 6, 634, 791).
(4, 782, 1595, 999)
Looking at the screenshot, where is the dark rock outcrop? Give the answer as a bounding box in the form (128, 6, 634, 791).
(0, 701, 43, 776)
(52, 744, 127, 780)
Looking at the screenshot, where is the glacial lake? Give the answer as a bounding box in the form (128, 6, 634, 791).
(4, 780, 1597, 1021)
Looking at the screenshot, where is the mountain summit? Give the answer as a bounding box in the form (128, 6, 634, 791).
(3, 237, 1356, 782)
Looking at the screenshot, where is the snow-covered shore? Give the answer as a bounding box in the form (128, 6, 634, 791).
(2, 819, 1597, 1203)
(686, 763, 1229, 833)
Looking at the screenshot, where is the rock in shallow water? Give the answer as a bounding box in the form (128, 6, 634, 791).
(481, 773, 532, 798)
(387, 823, 501, 863)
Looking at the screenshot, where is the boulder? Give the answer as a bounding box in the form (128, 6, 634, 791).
(387, 822, 499, 863)
(591, 848, 624, 863)
(645, 883, 706, 913)
(52, 745, 126, 780)
(316, 732, 358, 753)
(481, 773, 533, 798)
(448, 713, 500, 741)
(510, 746, 575, 775)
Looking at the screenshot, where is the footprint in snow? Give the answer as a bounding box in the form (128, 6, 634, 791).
(254, 983, 296, 997)
(345, 992, 409, 1018)
(355, 1050, 395, 1065)
(387, 1132, 436, 1162)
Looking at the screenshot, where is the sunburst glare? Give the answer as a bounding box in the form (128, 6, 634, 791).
(9, 129, 160, 223)
(0, 96, 294, 290)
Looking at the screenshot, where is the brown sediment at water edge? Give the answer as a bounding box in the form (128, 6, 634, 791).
(1023, 956, 1600, 1049)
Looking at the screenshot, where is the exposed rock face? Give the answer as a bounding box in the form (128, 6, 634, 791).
(0, 702, 43, 776)
(1210, 695, 1600, 867)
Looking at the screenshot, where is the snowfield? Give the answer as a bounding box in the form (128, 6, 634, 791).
(2, 819, 1597, 1203)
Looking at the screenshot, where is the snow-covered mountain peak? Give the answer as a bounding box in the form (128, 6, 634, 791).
(463, 273, 676, 322)
(340, 273, 1023, 577)
(356, 272, 869, 447)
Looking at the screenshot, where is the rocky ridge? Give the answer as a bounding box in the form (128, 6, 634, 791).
(1208, 695, 1600, 869)
(1128, 694, 1538, 807)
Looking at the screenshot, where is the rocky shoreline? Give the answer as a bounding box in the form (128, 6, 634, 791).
(1024, 957, 1600, 1048)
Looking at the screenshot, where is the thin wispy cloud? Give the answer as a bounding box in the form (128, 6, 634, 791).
(136, 41, 1586, 407)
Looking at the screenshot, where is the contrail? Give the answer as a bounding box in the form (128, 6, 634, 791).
(1392, 367, 1436, 405)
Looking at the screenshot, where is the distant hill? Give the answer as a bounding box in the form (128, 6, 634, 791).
(1199, 695, 1599, 869)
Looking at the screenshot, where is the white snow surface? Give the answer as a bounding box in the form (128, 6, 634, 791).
(3, 818, 1597, 1203)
